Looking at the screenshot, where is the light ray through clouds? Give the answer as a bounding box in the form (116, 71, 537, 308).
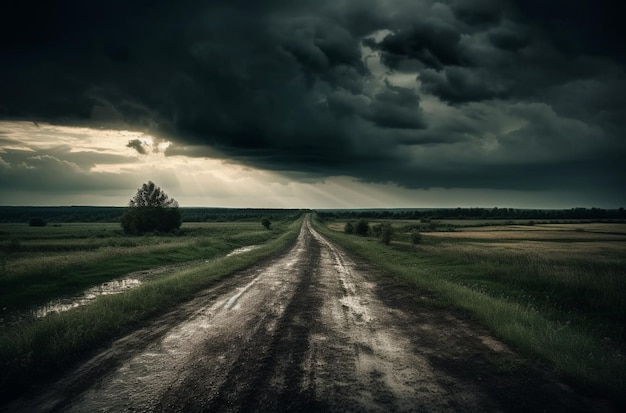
(0, 120, 618, 208)
(0, 0, 624, 208)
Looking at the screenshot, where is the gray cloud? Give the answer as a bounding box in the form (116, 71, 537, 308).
(375, 20, 464, 70)
(126, 139, 148, 155)
(0, 0, 624, 203)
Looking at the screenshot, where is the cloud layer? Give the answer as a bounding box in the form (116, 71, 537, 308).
(1, 0, 624, 205)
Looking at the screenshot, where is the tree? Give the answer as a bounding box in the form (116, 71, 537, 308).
(261, 217, 271, 229)
(28, 217, 47, 227)
(355, 219, 370, 236)
(410, 230, 422, 244)
(120, 181, 181, 234)
(380, 223, 393, 245)
(344, 222, 354, 234)
(371, 223, 382, 238)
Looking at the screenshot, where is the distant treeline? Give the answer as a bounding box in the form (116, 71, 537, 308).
(2, 206, 625, 224)
(0, 206, 306, 223)
(317, 207, 626, 221)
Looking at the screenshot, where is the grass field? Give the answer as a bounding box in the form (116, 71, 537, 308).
(0, 221, 288, 315)
(314, 215, 626, 404)
(0, 216, 303, 400)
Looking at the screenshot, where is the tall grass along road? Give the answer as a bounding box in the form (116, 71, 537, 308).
(4, 216, 594, 412)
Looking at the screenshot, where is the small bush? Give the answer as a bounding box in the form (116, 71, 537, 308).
(371, 224, 382, 238)
(344, 222, 354, 234)
(410, 230, 422, 244)
(355, 219, 370, 236)
(261, 217, 271, 230)
(28, 217, 47, 227)
(380, 223, 393, 245)
(9, 238, 21, 251)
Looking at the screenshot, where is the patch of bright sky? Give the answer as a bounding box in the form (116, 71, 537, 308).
(0, 120, 611, 208)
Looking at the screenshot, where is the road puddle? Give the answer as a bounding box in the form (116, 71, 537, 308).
(226, 244, 261, 256)
(0, 245, 265, 326)
(33, 278, 143, 318)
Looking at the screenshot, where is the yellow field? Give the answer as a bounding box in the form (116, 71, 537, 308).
(425, 223, 626, 265)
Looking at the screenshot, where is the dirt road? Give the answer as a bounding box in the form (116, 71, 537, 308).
(6, 216, 592, 412)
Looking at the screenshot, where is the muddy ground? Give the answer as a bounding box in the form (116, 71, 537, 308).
(3, 218, 607, 412)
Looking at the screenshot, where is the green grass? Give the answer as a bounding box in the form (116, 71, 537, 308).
(0, 215, 303, 402)
(312, 215, 626, 405)
(0, 221, 289, 312)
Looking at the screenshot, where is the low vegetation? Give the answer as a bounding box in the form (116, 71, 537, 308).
(0, 214, 303, 400)
(0, 222, 283, 313)
(261, 217, 271, 229)
(313, 215, 626, 404)
(28, 217, 47, 227)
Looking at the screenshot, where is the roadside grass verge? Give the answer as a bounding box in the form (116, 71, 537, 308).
(0, 222, 285, 313)
(0, 216, 303, 401)
(312, 216, 626, 405)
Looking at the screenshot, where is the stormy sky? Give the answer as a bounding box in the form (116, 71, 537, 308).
(1, 0, 624, 208)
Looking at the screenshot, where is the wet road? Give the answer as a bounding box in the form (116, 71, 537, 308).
(6, 216, 589, 412)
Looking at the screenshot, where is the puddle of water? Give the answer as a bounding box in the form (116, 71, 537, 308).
(8, 244, 261, 324)
(33, 278, 142, 319)
(226, 245, 261, 257)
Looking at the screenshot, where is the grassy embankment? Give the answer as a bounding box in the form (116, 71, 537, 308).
(0, 216, 303, 401)
(313, 215, 626, 404)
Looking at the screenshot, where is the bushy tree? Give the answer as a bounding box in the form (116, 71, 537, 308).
(380, 223, 393, 245)
(120, 181, 181, 234)
(410, 230, 422, 244)
(344, 222, 354, 234)
(371, 223, 382, 238)
(355, 219, 370, 236)
(261, 217, 271, 229)
(28, 217, 47, 227)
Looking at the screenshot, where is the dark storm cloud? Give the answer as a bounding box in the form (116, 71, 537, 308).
(450, 0, 504, 26)
(0, 0, 625, 201)
(419, 67, 509, 103)
(374, 20, 464, 70)
(509, 0, 626, 63)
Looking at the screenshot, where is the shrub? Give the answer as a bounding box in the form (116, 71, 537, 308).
(28, 217, 47, 227)
(344, 222, 354, 234)
(410, 230, 422, 244)
(261, 217, 271, 229)
(380, 223, 393, 245)
(355, 219, 370, 236)
(371, 223, 382, 238)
